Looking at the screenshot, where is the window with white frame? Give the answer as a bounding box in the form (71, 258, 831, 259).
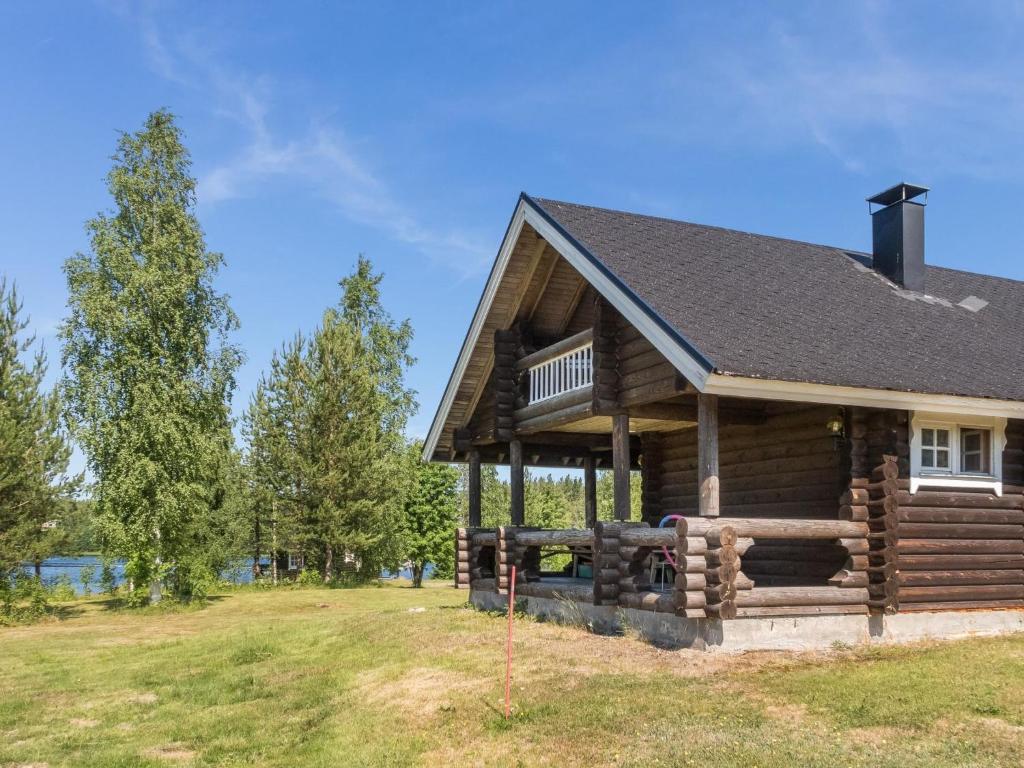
(287, 553, 302, 571)
(910, 412, 1006, 495)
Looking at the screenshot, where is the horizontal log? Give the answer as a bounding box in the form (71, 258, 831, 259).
(704, 600, 737, 619)
(736, 604, 869, 618)
(897, 539, 1024, 555)
(735, 586, 870, 608)
(739, 545, 847, 563)
(680, 517, 867, 540)
(897, 570, 1024, 587)
(515, 401, 593, 434)
(471, 532, 497, 546)
(513, 386, 592, 423)
(899, 490, 1021, 510)
(514, 529, 595, 548)
(896, 508, 1024, 525)
(705, 547, 739, 567)
(672, 589, 707, 610)
(617, 546, 652, 562)
(676, 555, 708, 573)
(898, 599, 1024, 612)
(676, 573, 708, 591)
(470, 578, 497, 591)
(896, 554, 1024, 571)
(897, 523, 1024, 541)
(707, 526, 738, 548)
(741, 560, 848, 578)
(897, 584, 1024, 602)
(839, 505, 869, 522)
(617, 590, 675, 613)
(515, 328, 593, 370)
(829, 571, 869, 588)
(618, 527, 673, 547)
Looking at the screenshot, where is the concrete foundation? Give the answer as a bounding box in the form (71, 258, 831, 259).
(470, 589, 1024, 652)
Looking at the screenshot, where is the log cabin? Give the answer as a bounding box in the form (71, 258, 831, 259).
(424, 183, 1024, 649)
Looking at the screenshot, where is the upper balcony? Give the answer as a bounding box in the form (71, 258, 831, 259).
(521, 333, 593, 405)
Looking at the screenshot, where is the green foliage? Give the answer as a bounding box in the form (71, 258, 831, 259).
(0, 279, 80, 578)
(402, 445, 459, 586)
(243, 257, 415, 583)
(297, 567, 322, 586)
(50, 574, 76, 602)
(459, 465, 643, 529)
(0, 573, 50, 624)
(99, 561, 118, 595)
(79, 564, 96, 596)
(60, 110, 243, 602)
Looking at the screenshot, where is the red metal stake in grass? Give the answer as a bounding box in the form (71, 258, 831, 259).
(504, 564, 516, 720)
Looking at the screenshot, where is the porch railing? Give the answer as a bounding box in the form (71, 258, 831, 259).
(526, 341, 593, 404)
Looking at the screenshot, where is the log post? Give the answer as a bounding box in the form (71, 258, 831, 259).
(702, 524, 738, 618)
(698, 393, 720, 517)
(591, 296, 620, 414)
(584, 454, 597, 528)
(468, 449, 482, 528)
(455, 528, 471, 589)
(612, 413, 631, 521)
(867, 454, 900, 614)
(510, 439, 524, 526)
(640, 432, 662, 525)
(593, 521, 623, 605)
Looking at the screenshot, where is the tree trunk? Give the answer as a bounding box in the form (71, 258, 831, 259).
(270, 504, 278, 586)
(412, 563, 424, 588)
(253, 512, 262, 577)
(324, 544, 333, 583)
(150, 527, 162, 604)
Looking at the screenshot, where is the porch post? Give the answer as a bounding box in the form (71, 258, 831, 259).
(468, 449, 481, 527)
(698, 393, 720, 517)
(612, 413, 631, 521)
(583, 455, 597, 528)
(509, 439, 525, 525)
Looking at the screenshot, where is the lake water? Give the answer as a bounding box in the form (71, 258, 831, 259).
(22, 556, 432, 593)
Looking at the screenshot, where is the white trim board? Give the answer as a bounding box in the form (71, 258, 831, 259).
(703, 375, 1024, 420)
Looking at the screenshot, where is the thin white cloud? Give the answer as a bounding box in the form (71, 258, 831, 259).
(710, 7, 1024, 180)
(131, 10, 492, 277)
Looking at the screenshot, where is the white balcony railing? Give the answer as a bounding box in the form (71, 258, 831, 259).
(528, 343, 593, 404)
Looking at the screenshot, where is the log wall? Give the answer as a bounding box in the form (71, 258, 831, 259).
(615, 316, 683, 408)
(652, 404, 843, 521)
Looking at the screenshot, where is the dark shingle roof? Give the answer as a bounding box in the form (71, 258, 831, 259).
(530, 196, 1024, 402)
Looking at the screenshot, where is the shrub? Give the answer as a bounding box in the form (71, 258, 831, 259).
(49, 574, 76, 602)
(79, 564, 96, 596)
(297, 568, 321, 586)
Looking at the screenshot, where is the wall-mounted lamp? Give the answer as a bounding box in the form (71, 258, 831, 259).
(825, 409, 846, 451)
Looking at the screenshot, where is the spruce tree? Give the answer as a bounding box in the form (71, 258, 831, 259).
(0, 279, 78, 576)
(61, 110, 242, 602)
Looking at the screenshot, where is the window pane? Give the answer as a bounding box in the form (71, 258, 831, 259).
(936, 450, 949, 469)
(936, 429, 950, 448)
(922, 429, 934, 447)
(964, 432, 981, 453)
(964, 453, 981, 472)
(922, 448, 934, 468)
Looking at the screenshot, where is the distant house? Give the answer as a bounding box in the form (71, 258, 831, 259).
(424, 183, 1024, 649)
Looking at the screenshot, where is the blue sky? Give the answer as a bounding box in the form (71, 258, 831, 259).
(3, 2, 1024, 475)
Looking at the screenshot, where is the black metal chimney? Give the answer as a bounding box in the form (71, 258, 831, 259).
(866, 182, 928, 292)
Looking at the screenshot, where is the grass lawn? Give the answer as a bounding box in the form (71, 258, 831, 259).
(2, 585, 1024, 767)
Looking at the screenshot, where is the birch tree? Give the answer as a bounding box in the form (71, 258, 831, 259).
(61, 110, 242, 603)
